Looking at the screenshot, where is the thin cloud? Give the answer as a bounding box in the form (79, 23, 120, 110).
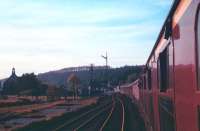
(0, 0, 172, 78)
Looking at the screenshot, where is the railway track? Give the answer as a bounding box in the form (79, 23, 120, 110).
(99, 96, 125, 131)
(51, 96, 115, 131)
(118, 97, 125, 131)
(51, 95, 126, 131)
(73, 105, 112, 131)
(15, 95, 130, 131)
(99, 97, 116, 131)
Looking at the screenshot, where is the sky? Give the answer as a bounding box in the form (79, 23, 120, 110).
(0, 0, 173, 79)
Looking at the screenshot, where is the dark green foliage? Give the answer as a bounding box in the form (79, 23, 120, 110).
(38, 65, 143, 90)
(2, 73, 47, 96)
(108, 65, 143, 85)
(2, 66, 143, 96)
(90, 65, 143, 90)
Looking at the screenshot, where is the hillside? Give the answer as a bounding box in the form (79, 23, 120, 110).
(37, 65, 144, 88)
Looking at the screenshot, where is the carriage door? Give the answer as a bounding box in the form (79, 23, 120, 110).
(157, 41, 176, 131)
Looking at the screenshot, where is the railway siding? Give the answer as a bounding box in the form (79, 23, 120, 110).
(15, 94, 146, 131)
(14, 96, 113, 131)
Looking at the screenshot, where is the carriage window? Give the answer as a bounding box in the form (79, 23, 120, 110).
(144, 76, 147, 89)
(158, 47, 169, 92)
(197, 8, 200, 89)
(148, 69, 152, 90)
(138, 79, 142, 89)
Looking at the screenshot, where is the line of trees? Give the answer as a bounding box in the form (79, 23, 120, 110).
(1, 66, 143, 99)
(2, 73, 47, 96)
(1, 73, 81, 101)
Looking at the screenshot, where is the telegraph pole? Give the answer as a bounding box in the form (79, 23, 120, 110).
(101, 52, 108, 68)
(89, 64, 94, 96)
(101, 52, 108, 89)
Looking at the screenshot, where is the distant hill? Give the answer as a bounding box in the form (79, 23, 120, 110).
(37, 66, 108, 86)
(1, 65, 144, 90)
(37, 65, 144, 88)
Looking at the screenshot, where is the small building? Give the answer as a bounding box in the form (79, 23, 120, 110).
(2, 68, 18, 93)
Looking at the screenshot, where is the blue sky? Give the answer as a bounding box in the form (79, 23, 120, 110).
(0, 0, 173, 78)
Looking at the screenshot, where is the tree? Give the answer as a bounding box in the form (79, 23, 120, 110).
(46, 85, 59, 101)
(67, 73, 80, 100)
(2, 73, 47, 98)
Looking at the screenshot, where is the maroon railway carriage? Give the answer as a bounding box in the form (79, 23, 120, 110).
(119, 80, 140, 101)
(120, 1, 200, 131)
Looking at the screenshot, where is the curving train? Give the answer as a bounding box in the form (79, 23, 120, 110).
(120, 1, 200, 131)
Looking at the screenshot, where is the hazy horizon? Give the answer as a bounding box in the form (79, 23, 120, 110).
(1, 64, 144, 79)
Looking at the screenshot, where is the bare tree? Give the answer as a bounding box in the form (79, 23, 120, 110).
(67, 73, 80, 100)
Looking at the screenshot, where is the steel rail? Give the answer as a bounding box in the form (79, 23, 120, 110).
(73, 105, 112, 131)
(99, 96, 116, 131)
(52, 100, 112, 131)
(118, 98, 125, 131)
